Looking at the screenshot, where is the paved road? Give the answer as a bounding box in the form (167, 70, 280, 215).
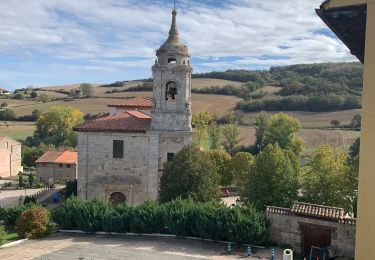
(0, 188, 44, 208)
(0, 233, 276, 260)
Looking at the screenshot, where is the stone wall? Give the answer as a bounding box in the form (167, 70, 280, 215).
(36, 163, 77, 183)
(266, 208, 356, 257)
(77, 132, 150, 206)
(0, 137, 23, 177)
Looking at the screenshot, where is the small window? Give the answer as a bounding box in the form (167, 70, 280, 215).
(167, 153, 175, 162)
(168, 58, 177, 64)
(67, 164, 71, 168)
(59, 164, 63, 168)
(113, 140, 124, 159)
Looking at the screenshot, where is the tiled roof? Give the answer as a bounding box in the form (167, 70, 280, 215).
(291, 202, 344, 220)
(107, 97, 153, 110)
(74, 111, 151, 133)
(36, 151, 77, 165)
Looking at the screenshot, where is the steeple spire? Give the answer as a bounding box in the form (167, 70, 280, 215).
(169, 5, 178, 36)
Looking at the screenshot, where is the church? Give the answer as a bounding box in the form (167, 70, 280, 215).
(74, 8, 193, 205)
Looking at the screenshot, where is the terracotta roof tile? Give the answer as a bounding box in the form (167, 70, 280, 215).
(36, 151, 77, 164)
(107, 97, 153, 110)
(291, 202, 344, 220)
(74, 111, 151, 133)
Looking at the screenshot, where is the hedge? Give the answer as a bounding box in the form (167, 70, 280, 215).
(52, 197, 267, 245)
(0, 204, 39, 226)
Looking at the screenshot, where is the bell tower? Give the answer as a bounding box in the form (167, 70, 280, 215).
(151, 7, 193, 132)
(147, 7, 193, 200)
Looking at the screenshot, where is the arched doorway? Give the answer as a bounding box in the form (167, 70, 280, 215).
(109, 192, 126, 206)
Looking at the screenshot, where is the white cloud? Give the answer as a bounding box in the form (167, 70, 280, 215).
(0, 0, 356, 89)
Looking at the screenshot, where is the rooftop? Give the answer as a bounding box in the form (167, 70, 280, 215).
(74, 110, 151, 133)
(36, 151, 77, 165)
(107, 97, 153, 110)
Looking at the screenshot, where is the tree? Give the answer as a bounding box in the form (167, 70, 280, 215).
(28, 174, 36, 187)
(38, 93, 51, 103)
(33, 105, 84, 147)
(18, 174, 24, 187)
(30, 91, 38, 98)
(241, 144, 300, 210)
(208, 122, 222, 149)
(79, 83, 94, 97)
(0, 108, 16, 120)
(264, 113, 303, 155)
(159, 145, 220, 203)
(254, 111, 269, 152)
(0, 102, 7, 108)
(330, 119, 340, 129)
(192, 112, 213, 147)
(301, 145, 352, 212)
(349, 138, 360, 162)
(350, 114, 361, 129)
(221, 124, 241, 155)
(31, 109, 41, 120)
(231, 152, 254, 185)
(208, 149, 232, 186)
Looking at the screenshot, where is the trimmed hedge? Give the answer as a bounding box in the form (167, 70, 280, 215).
(52, 197, 267, 245)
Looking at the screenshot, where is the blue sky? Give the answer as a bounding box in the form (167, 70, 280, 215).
(0, 0, 355, 90)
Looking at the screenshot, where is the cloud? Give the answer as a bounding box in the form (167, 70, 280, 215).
(0, 0, 356, 89)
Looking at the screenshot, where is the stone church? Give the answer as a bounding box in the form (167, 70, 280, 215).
(74, 8, 193, 205)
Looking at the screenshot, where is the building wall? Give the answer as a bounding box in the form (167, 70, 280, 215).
(266, 211, 355, 257)
(0, 137, 23, 177)
(36, 163, 77, 183)
(77, 132, 150, 206)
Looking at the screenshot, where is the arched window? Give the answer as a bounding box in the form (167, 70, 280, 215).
(166, 81, 177, 100)
(109, 192, 126, 206)
(168, 58, 177, 64)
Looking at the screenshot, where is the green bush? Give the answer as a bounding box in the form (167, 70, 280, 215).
(0, 225, 6, 245)
(52, 197, 267, 244)
(2, 204, 29, 226)
(15, 207, 50, 239)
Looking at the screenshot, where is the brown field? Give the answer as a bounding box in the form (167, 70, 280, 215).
(36, 90, 68, 99)
(241, 109, 361, 128)
(191, 78, 243, 89)
(0, 121, 36, 140)
(253, 85, 282, 94)
(239, 126, 360, 152)
(7, 93, 240, 117)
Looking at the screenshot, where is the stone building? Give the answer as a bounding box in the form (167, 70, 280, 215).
(74, 8, 193, 206)
(35, 151, 77, 184)
(0, 136, 23, 178)
(266, 202, 356, 258)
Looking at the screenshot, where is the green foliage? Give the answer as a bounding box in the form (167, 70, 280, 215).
(221, 124, 241, 155)
(38, 93, 51, 103)
(18, 174, 24, 187)
(192, 112, 213, 147)
(52, 197, 267, 245)
(79, 83, 94, 96)
(33, 105, 84, 147)
(0, 108, 16, 120)
(65, 179, 77, 197)
(0, 225, 6, 246)
(28, 174, 36, 187)
(264, 113, 303, 155)
(301, 145, 353, 212)
(349, 138, 360, 162)
(241, 144, 300, 210)
(192, 85, 247, 97)
(254, 112, 269, 152)
(351, 114, 361, 129)
(330, 120, 340, 128)
(208, 149, 233, 186)
(208, 121, 222, 149)
(30, 91, 37, 98)
(0, 101, 8, 108)
(22, 144, 54, 167)
(75, 199, 111, 232)
(231, 152, 254, 185)
(23, 196, 37, 205)
(16, 207, 50, 239)
(1, 204, 34, 226)
(159, 145, 220, 203)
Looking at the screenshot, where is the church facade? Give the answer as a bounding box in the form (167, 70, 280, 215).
(74, 8, 193, 205)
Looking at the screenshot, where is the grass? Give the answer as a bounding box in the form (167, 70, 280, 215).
(2, 226, 21, 245)
(0, 121, 36, 140)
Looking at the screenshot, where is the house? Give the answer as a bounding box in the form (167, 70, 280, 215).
(267, 202, 355, 257)
(0, 88, 10, 95)
(0, 136, 23, 178)
(35, 151, 77, 184)
(74, 7, 193, 206)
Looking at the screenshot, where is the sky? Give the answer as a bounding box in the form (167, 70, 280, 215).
(0, 0, 356, 90)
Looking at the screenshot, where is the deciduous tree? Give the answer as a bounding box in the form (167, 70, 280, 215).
(221, 124, 241, 155)
(208, 149, 232, 186)
(231, 152, 254, 185)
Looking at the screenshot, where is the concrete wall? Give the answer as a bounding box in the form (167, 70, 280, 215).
(0, 137, 23, 177)
(36, 163, 77, 183)
(77, 132, 150, 206)
(266, 211, 355, 257)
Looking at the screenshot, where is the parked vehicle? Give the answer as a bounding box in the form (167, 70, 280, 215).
(220, 187, 230, 197)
